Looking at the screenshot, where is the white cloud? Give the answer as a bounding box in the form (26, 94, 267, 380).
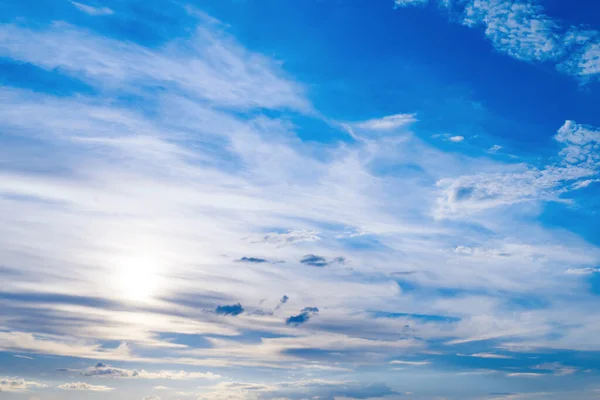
(246, 230, 322, 246)
(143, 396, 161, 400)
(354, 114, 417, 130)
(560, 39, 600, 79)
(449, 135, 465, 143)
(81, 364, 221, 380)
(394, 0, 429, 7)
(0, 378, 47, 393)
(0, 23, 309, 111)
(389, 360, 430, 365)
(534, 362, 577, 376)
(394, 0, 600, 81)
(463, 0, 564, 62)
(565, 267, 600, 275)
(59, 382, 114, 391)
(489, 144, 503, 153)
(71, 1, 114, 16)
(154, 386, 171, 390)
(506, 373, 544, 378)
(435, 119, 600, 218)
(13, 355, 34, 360)
(467, 352, 514, 359)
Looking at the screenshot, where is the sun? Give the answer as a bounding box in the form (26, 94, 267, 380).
(115, 254, 161, 302)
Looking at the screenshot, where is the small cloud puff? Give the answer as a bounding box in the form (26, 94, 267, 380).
(215, 303, 244, 316)
(489, 144, 503, 153)
(143, 396, 161, 400)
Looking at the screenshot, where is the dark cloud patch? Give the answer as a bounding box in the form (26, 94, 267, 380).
(273, 295, 290, 313)
(215, 303, 244, 316)
(301, 254, 328, 267)
(300, 255, 346, 267)
(332, 256, 346, 265)
(286, 306, 319, 326)
(286, 313, 310, 326)
(236, 257, 268, 264)
(391, 270, 418, 276)
(82, 364, 130, 377)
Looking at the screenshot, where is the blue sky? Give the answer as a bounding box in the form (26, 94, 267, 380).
(1, 0, 600, 399)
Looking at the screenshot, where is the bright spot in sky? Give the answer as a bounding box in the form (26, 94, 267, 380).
(115, 254, 162, 302)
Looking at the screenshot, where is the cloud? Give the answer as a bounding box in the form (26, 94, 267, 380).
(247, 230, 322, 246)
(215, 304, 245, 316)
(13, 355, 34, 360)
(154, 386, 171, 390)
(435, 120, 600, 217)
(0, 23, 309, 111)
(389, 360, 430, 366)
(463, 0, 564, 62)
(300, 254, 328, 267)
(565, 267, 600, 275)
(467, 353, 514, 359)
(489, 145, 503, 153)
(143, 396, 161, 400)
(58, 382, 114, 391)
(394, 0, 430, 8)
(506, 373, 544, 378)
(449, 135, 465, 143)
(71, 1, 114, 16)
(236, 257, 268, 264)
(534, 362, 577, 376)
(394, 0, 600, 81)
(300, 255, 345, 267)
(274, 295, 289, 311)
(286, 307, 319, 326)
(0, 378, 47, 393)
(354, 113, 417, 130)
(79, 364, 221, 380)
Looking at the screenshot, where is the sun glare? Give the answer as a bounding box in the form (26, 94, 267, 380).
(115, 255, 162, 302)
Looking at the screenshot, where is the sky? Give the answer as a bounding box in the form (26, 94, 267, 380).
(0, 0, 600, 399)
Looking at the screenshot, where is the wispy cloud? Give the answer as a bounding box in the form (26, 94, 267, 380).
(389, 360, 430, 365)
(354, 113, 417, 130)
(73, 363, 221, 380)
(71, 1, 114, 16)
(58, 382, 114, 391)
(435, 120, 600, 218)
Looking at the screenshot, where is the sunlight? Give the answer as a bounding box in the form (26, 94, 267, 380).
(115, 254, 162, 302)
